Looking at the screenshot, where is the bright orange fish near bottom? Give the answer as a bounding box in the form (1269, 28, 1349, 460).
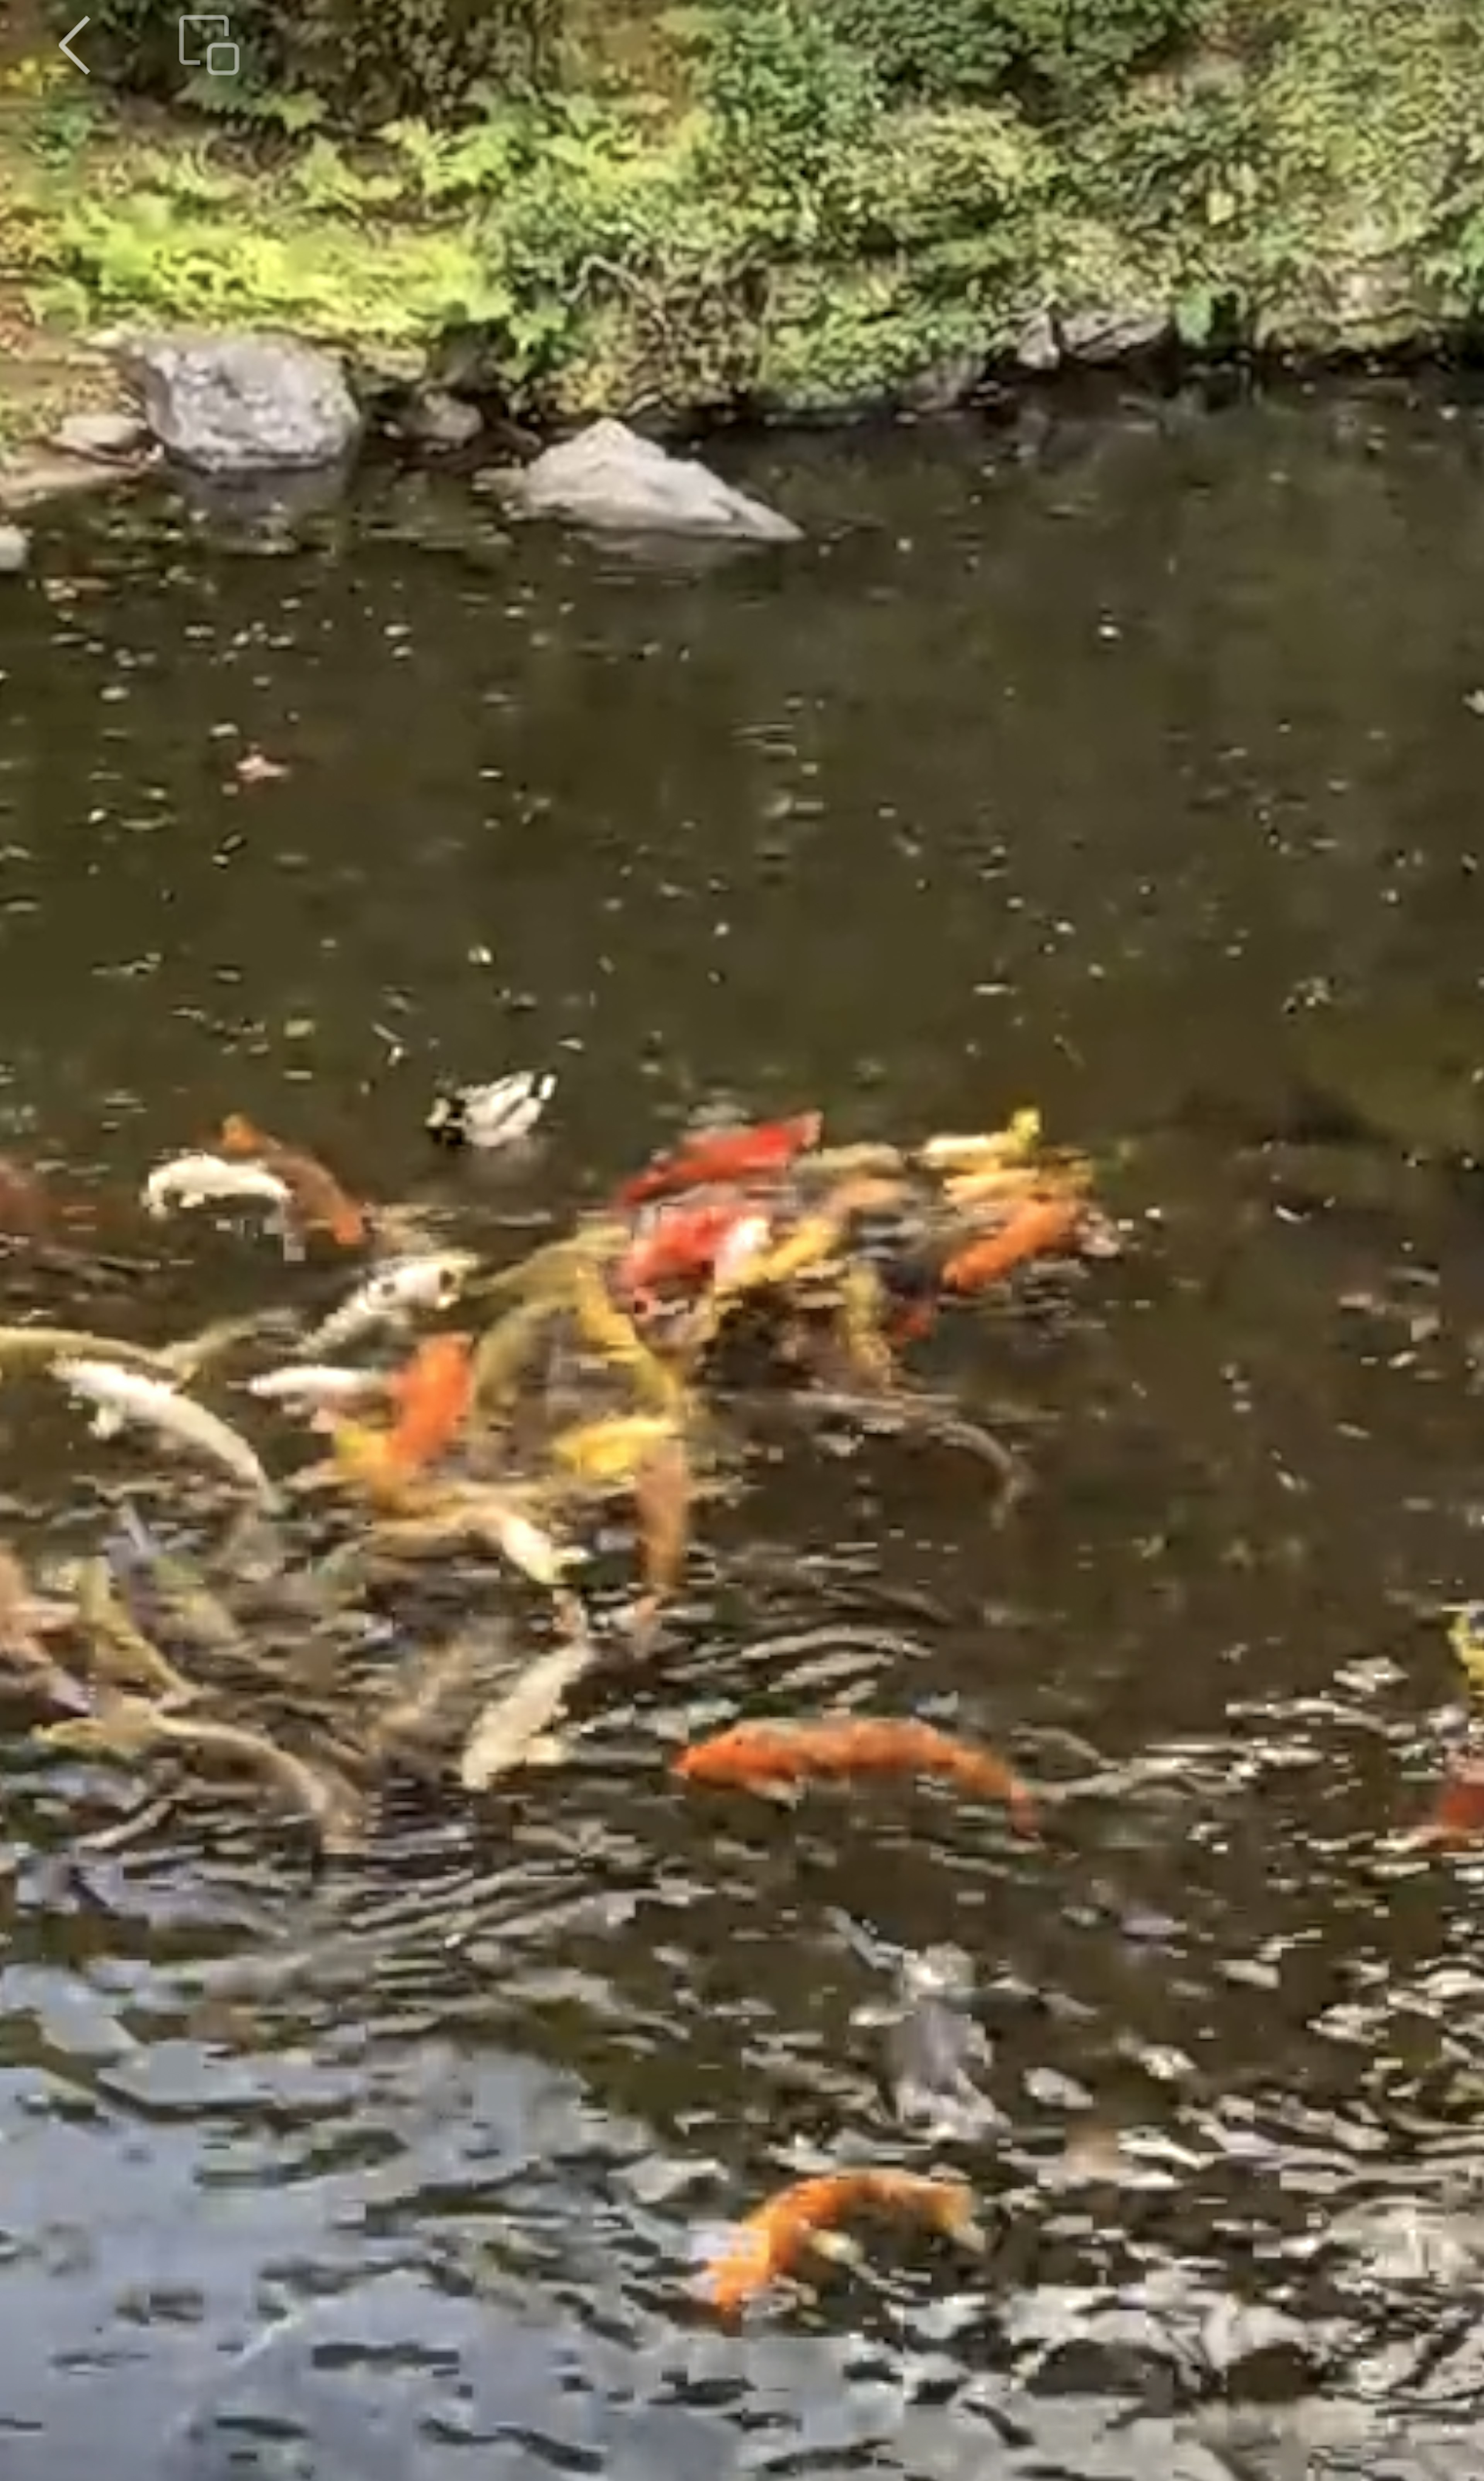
(940, 1193, 1082, 1295)
(701, 2168, 980, 2315)
(674, 1714, 1038, 1832)
(1409, 1756, 1484, 1847)
(384, 1331, 473, 1472)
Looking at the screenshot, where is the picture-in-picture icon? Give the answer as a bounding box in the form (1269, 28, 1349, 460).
(179, 13, 239, 74)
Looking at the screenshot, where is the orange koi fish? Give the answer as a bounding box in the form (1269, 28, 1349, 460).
(384, 1331, 473, 1473)
(1407, 1757, 1484, 1848)
(218, 1114, 366, 1248)
(617, 1201, 758, 1300)
(701, 2167, 979, 2316)
(673, 1714, 1038, 1832)
(616, 1112, 822, 1210)
(940, 1193, 1082, 1295)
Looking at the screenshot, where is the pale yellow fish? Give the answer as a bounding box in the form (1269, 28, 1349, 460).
(551, 1413, 678, 1487)
(1448, 1604, 1484, 1693)
(38, 1694, 362, 1854)
(458, 1638, 596, 1791)
(51, 1358, 277, 1502)
(919, 1110, 1043, 1174)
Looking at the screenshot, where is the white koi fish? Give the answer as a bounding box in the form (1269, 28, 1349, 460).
(143, 1153, 293, 1223)
(51, 1358, 277, 1501)
(246, 1364, 390, 1416)
(306, 1250, 481, 1355)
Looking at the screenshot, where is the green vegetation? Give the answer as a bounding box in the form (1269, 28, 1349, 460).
(1, 0, 1481, 431)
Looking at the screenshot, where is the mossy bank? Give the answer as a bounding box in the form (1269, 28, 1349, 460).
(2, 0, 1483, 450)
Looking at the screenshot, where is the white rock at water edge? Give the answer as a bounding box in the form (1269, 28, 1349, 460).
(52, 409, 150, 461)
(108, 330, 364, 476)
(0, 525, 29, 574)
(493, 418, 802, 543)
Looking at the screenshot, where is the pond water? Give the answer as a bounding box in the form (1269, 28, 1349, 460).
(2, 382, 1484, 2478)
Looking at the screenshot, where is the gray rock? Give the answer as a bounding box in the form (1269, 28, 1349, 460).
(1013, 308, 1061, 372)
(0, 523, 29, 573)
(1057, 301, 1172, 362)
(494, 417, 801, 542)
(111, 330, 364, 475)
(52, 408, 149, 460)
(399, 388, 483, 449)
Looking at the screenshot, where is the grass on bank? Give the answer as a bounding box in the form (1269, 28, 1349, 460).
(0, 0, 1482, 438)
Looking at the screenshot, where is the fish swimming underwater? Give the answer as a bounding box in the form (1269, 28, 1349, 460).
(143, 1152, 294, 1242)
(51, 1358, 277, 1502)
(306, 1251, 480, 1354)
(246, 1364, 392, 1418)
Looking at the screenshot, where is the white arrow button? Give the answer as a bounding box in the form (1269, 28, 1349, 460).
(60, 16, 90, 71)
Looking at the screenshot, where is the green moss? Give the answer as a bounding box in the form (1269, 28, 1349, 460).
(3, 0, 1484, 428)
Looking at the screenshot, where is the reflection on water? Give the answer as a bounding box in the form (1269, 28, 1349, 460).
(2, 384, 1484, 2474)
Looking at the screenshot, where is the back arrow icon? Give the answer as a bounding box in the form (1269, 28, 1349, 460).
(60, 16, 90, 71)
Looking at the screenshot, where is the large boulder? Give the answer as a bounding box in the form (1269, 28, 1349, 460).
(110, 331, 364, 476)
(493, 417, 801, 542)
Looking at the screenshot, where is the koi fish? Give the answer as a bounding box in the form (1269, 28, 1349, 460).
(940, 1193, 1083, 1295)
(1405, 1756, 1484, 1848)
(617, 1202, 757, 1300)
(550, 1413, 679, 1486)
(50, 1358, 277, 1502)
(143, 1152, 293, 1230)
(1448, 1605, 1484, 1696)
(918, 1111, 1042, 1174)
(458, 1636, 596, 1790)
(616, 1111, 822, 1210)
(427, 1069, 555, 1152)
(673, 1715, 1038, 1830)
(218, 1115, 366, 1248)
(306, 1249, 480, 1353)
(39, 1694, 362, 1855)
(246, 1364, 392, 1416)
(700, 2168, 981, 2316)
(383, 1331, 473, 1472)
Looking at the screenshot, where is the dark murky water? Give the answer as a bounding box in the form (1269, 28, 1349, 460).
(3, 384, 1484, 2477)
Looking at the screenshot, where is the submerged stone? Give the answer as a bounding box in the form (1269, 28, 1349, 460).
(492, 417, 802, 543)
(0, 523, 29, 573)
(111, 331, 364, 476)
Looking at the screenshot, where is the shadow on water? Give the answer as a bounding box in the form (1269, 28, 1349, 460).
(3, 381, 1484, 2474)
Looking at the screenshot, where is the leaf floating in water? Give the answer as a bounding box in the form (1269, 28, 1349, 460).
(233, 749, 290, 784)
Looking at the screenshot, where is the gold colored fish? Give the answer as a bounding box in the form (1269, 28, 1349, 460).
(551, 1413, 678, 1487)
(1448, 1604, 1484, 1695)
(571, 1262, 686, 1414)
(75, 1558, 197, 1702)
(38, 1694, 363, 1854)
(919, 1110, 1042, 1174)
(471, 1295, 565, 1416)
